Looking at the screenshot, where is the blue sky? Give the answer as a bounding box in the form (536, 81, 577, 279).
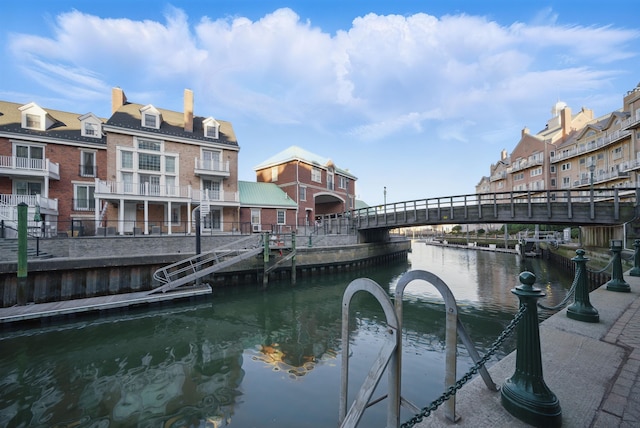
(1, 1, 639, 205)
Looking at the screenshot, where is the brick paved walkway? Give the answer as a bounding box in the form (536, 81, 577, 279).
(595, 295, 640, 427)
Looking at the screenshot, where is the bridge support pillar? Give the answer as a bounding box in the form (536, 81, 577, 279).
(629, 239, 640, 277)
(606, 239, 630, 292)
(501, 272, 561, 427)
(567, 249, 599, 323)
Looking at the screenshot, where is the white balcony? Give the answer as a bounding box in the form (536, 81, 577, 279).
(95, 180, 193, 199)
(0, 155, 60, 180)
(552, 129, 631, 163)
(194, 158, 230, 177)
(192, 188, 239, 204)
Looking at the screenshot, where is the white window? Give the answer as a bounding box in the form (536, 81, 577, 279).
(165, 176, 176, 195)
(140, 174, 160, 195)
(300, 186, 307, 201)
(311, 167, 321, 183)
(339, 176, 347, 189)
(251, 209, 261, 229)
(122, 172, 133, 193)
(327, 172, 334, 190)
(26, 114, 41, 129)
(203, 117, 220, 139)
(170, 206, 180, 225)
(80, 150, 96, 177)
(15, 180, 42, 195)
(143, 113, 157, 128)
(14, 144, 44, 169)
(84, 122, 98, 137)
(563, 177, 570, 186)
(561, 163, 571, 171)
(550, 165, 556, 173)
(271, 166, 279, 182)
(74, 184, 95, 211)
(613, 147, 623, 160)
(530, 167, 542, 177)
(165, 156, 175, 173)
(121, 151, 133, 169)
(140, 105, 161, 129)
(203, 179, 221, 200)
(202, 150, 220, 170)
(277, 210, 286, 225)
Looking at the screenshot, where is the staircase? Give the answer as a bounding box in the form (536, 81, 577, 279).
(151, 235, 263, 293)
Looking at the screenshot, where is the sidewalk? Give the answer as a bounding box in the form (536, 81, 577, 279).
(416, 271, 640, 427)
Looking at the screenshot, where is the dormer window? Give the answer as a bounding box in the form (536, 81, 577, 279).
(26, 114, 41, 129)
(19, 102, 51, 131)
(203, 117, 220, 139)
(144, 114, 157, 128)
(140, 105, 161, 129)
(79, 113, 102, 138)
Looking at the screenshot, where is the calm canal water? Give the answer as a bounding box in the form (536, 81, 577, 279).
(0, 242, 574, 428)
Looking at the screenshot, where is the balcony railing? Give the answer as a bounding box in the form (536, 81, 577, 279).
(507, 158, 544, 173)
(194, 158, 230, 175)
(0, 155, 60, 179)
(490, 171, 507, 182)
(552, 129, 632, 163)
(192, 189, 239, 203)
(95, 180, 193, 198)
(622, 115, 640, 129)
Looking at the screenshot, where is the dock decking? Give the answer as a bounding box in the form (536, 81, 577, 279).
(0, 284, 212, 324)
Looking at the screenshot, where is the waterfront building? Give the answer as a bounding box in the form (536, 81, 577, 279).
(238, 181, 298, 233)
(477, 82, 640, 246)
(96, 88, 241, 235)
(254, 145, 357, 226)
(0, 100, 107, 237)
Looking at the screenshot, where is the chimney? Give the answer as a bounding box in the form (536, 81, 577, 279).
(521, 127, 530, 137)
(111, 87, 127, 114)
(184, 89, 194, 133)
(501, 149, 507, 160)
(560, 106, 572, 139)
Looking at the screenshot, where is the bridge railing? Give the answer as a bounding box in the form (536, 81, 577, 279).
(352, 187, 639, 229)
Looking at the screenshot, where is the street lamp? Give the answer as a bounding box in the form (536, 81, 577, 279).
(589, 162, 595, 193)
(384, 186, 387, 206)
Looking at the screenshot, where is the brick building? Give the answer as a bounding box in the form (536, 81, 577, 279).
(96, 88, 240, 235)
(0, 100, 107, 236)
(254, 146, 357, 227)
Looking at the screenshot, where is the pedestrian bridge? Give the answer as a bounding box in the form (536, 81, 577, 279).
(352, 188, 640, 230)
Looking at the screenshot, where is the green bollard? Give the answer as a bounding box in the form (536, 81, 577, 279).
(606, 239, 630, 292)
(17, 202, 28, 306)
(629, 239, 640, 277)
(501, 272, 562, 427)
(567, 249, 599, 323)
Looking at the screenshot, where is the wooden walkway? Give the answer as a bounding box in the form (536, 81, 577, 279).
(0, 284, 212, 324)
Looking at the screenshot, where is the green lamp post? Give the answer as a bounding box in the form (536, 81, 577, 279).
(606, 239, 630, 292)
(501, 271, 562, 427)
(567, 249, 599, 323)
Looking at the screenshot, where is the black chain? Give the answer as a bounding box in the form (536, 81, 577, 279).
(400, 304, 527, 428)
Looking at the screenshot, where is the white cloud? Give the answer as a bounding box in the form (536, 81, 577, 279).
(6, 6, 638, 147)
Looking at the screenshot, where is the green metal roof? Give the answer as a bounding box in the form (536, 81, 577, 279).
(239, 181, 298, 208)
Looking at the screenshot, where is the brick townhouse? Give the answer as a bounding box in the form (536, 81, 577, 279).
(0, 100, 107, 237)
(253, 145, 357, 227)
(96, 88, 240, 235)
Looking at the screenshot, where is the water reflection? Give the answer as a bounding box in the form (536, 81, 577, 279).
(0, 244, 572, 427)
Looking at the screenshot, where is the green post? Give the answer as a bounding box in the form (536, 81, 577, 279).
(567, 249, 599, 323)
(501, 272, 561, 427)
(263, 232, 270, 289)
(629, 239, 640, 277)
(291, 231, 296, 285)
(606, 239, 630, 292)
(17, 202, 28, 306)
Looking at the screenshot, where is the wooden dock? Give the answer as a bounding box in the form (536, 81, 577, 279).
(0, 284, 212, 324)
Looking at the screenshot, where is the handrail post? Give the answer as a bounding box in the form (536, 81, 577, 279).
(567, 249, 599, 322)
(501, 271, 561, 427)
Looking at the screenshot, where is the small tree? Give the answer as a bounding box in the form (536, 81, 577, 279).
(452, 225, 462, 234)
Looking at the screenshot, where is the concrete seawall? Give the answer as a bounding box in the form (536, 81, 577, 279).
(0, 236, 411, 307)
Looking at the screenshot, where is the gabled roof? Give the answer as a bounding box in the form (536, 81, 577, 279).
(253, 145, 357, 179)
(239, 181, 298, 208)
(106, 102, 238, 147)
(0, 100, 106, 145)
